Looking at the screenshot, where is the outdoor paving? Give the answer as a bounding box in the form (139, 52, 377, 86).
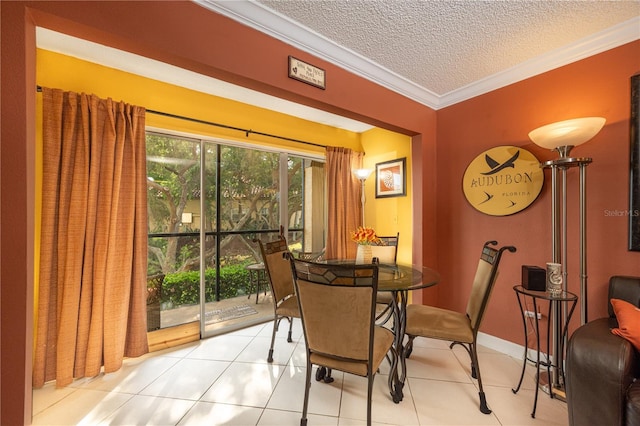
(160, 291, 276, 332)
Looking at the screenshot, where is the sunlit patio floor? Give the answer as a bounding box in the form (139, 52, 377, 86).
(159, 289, 277, 334)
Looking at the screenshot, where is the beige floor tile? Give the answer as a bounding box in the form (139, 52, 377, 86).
(179, 401, 264, 425)
(404, 346, 473, 383)
(140, 358, 229, 400)
(290, 341, 310, 367)
(31, 383, 77, 417)
(200, 361, 284, 407)
(187, 334, 254, 361)
(408, 378, 501, 425)
(102, 394, 196, 425)
(487, 385, 569, 425)
(74, 355, 180, 394)
(339, 373, 419, 425)
(31, 388, 132, 425)
(268, 366, 344, 417)
(235, 335, 297, 365)
(259, 408, 338, 426)
(258, 318, 304, 341)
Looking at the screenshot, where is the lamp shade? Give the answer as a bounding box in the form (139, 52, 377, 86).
(353, 168, 372, 180)
(528, 117, 606, 150)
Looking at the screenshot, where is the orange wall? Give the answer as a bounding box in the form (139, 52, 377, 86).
(436, 41, 640, 345)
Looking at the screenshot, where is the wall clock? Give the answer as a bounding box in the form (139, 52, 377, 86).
(462, 145, 544, 216)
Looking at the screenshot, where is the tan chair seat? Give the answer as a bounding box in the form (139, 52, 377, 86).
(276, 295, 299, 318)
(406, 304, 473, 343)
(309, 326, 394, 376)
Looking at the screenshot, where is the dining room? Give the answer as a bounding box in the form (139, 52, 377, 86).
(3, 2, 639, 425)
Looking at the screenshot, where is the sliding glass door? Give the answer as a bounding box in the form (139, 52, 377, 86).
(146, 132, 325, 338)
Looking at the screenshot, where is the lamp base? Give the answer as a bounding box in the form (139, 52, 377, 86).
(537, 373, 567, 401)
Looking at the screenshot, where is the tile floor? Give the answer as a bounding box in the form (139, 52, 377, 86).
(32, 319, 569, 425)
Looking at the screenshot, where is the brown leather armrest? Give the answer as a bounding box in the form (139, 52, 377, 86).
(566, 317, 639, 426)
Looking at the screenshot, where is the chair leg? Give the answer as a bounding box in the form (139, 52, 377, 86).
(268, 316, 280, 363)
(450, 340, 490, 413)
(375, 301, 394, 325)
(301, 359, 312, 426)
(286, 316, 294, 343)
(315, 367, 334, 384)
(470, 342, 491, 415)
(449, 341, 476, 378)
(367, 374, 374, 426)
(405, 335, 416, 359)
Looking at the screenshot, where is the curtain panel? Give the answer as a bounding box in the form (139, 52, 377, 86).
(325, 147, 363, 260)
(33, 88, 148, 388)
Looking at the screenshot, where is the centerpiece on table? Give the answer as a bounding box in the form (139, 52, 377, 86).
(351, 226, 386, 264)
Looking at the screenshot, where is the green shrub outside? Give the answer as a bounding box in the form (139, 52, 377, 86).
(160, 262, 253, 307)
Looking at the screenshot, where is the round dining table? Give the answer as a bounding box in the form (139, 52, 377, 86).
(324, 260, 441, 403)
(378, 263, 440, 402)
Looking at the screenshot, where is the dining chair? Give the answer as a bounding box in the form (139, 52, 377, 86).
(255, 230, 300, 363)
(288, 256, 396, 426)
(372, 232, 399, 264)
(373, 233, 399, 324)
(295, 248, 325, 262)
(404, 240, 516, 414)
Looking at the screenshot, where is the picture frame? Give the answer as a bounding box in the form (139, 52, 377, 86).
(629, 73, 640, 251)
(375, 157, 406, 198)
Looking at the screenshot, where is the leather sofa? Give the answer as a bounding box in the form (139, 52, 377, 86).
(566, 275, 640, 426)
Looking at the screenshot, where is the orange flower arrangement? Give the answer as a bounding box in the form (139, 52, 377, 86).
(350, 226, 383, 246)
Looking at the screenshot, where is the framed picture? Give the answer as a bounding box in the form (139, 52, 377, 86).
(630, 73, 640, 251)
(375, 158, 406, 198)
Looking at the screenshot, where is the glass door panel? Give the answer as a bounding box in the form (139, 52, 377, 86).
(146, 133, 201, 330)
(202, 146, 280, 336)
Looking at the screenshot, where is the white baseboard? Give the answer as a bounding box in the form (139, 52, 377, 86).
(477, 332, 549, 361)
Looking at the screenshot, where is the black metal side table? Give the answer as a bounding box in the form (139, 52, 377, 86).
(511, 285, 578, 418)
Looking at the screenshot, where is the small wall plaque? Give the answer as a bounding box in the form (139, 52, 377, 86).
(288, 56, 326, 90)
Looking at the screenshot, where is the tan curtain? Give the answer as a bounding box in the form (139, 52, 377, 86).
(33, 88, 149, 388)
(325, 147, 363, 260)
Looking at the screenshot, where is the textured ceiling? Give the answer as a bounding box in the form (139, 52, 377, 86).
(255, 0, 639, 97)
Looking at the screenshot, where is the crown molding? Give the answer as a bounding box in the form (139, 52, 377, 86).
(439, 17, 640, 108)
(196, 0, 441, 108)
(199, 1, 639, 110)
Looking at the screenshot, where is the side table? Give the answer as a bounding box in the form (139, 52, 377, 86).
(511, 285, 578, 418)
(246, 263, 267, 304)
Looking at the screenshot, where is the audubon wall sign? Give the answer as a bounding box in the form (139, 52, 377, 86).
(463, 145, 544, 216)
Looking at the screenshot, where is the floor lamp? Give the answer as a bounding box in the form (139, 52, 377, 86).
(354, 168, 372, 226)
(528, 116, 606, 395)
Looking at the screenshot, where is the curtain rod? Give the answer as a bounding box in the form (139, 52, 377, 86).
(36, 85, 327, 149)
